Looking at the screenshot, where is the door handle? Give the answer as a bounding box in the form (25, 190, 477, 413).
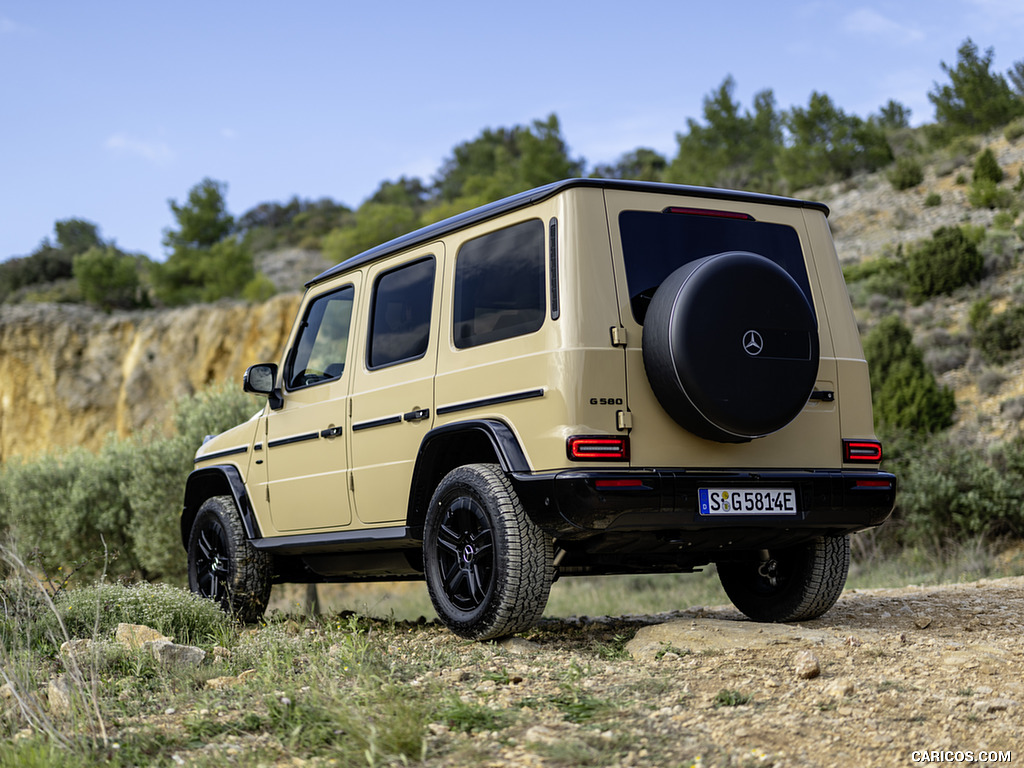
(403, 408, 430, 422)
(320, 426, 343, 438)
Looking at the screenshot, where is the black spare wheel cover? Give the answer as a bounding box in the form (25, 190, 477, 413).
(642, 251, 819, 442)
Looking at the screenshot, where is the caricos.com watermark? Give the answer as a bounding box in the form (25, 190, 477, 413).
(910, 751, 1012, 764)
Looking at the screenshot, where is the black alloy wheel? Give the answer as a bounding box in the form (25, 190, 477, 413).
(423, 464, 553, 640)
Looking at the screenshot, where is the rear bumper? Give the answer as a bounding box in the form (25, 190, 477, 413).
(511, 468, 896, 542)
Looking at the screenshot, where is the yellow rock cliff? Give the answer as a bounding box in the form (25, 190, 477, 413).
(0, 294, 302, 461)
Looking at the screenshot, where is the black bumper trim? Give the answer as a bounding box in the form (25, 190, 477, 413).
(511, 468, 896, 541)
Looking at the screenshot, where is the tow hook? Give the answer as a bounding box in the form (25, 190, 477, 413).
(757, 549, 779, 587)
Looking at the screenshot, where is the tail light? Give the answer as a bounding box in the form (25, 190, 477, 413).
(663, 206, 754, 220)
(567, 436, 630, 461)
(843, 439, 883, 463)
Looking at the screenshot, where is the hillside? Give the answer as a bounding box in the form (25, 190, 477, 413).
(1, 134, 1023, 461)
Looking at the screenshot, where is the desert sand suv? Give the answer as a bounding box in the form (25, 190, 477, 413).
(182, 178, 896, 639)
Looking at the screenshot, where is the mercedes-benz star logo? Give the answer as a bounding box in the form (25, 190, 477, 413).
(742, 329, 764, 356)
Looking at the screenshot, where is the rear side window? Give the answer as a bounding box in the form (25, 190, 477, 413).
(367, 257, 435, 369)
(620, 209, 811, 324)
(454, 219, 545, 349)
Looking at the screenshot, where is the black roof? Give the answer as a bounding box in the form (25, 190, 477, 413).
(307, 178, 829, 288)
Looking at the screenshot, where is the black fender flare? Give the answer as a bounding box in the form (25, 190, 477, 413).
(406, 420, 531, 530)
(181, 465, 262, 549)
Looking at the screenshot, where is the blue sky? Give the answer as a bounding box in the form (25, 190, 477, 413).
(2, 0, 1024, 262)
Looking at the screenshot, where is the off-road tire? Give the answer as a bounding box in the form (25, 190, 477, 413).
(187, 495, 272, 623)
(423, 463, 554, 640)
(716, 535, 850, 622)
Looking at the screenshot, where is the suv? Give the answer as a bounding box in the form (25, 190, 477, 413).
(182, 178, 895, 639)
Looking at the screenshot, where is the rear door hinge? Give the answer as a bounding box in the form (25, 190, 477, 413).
(616, 409, 633, 431)
(610, 326, 628, 347)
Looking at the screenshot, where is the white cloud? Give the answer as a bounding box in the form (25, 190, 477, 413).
(105, 133, 174, 166)
(843, 8, 925, 43)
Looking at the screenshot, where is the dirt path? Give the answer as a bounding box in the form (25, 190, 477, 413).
(413, 577, 1024, 766)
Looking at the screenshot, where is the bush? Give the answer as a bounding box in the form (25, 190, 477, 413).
(973, 148, 1004, 184)
(893, 433, 1024, 545)
(863, 316, 956, 435)
(968, 179, 1015, 209)
(0, 384, 259, 584)
(904, 226, 983, 302)
(1005, 118, 1024, 142)
(73, 246, 147, 311)
(53, 582, 232, 645)
(887, 156, 924, 190)
(974, 304, 1024, 364)
(924, 192, 942, 207)
(842, 253, 905, 299)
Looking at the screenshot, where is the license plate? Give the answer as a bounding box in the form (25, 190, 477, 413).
(698, 487, 797, 515)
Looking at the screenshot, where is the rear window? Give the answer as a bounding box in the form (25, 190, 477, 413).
(619, 209, 811, 324)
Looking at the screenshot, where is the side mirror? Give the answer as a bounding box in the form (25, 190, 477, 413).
(243, 363, 283, 410)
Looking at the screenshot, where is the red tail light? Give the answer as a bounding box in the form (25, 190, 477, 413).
(843, 439, 883, 463)
(663, 206, 754, 220)
(567, 436, 630, 461)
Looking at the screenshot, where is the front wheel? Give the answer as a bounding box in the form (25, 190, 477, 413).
(187, 495, 271, 623)
(716, 535, 850, 622)
(423, 464, 553, 640)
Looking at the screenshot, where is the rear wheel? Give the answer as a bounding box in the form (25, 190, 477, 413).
(187, 495, 271, 623)
(423, 464, 553, 640)
(716, 535, 850, 622)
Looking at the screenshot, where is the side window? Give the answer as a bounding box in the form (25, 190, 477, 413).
(367, 257, 435, 369)
(453, 219, 545, 349)
(286, 285, 355, 389)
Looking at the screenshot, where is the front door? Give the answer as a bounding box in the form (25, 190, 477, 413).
(264, 280, 359, 532)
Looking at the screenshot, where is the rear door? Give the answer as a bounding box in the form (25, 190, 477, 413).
(349, 245, 443, 524)
(603, 189, 842, 468)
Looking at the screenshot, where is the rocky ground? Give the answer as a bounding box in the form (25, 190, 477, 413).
(402, 577, 1023, 767)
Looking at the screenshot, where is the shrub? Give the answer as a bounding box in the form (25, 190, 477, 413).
(842, 253, 905, 299)
(974, 304, 1024, 364)
(893, 433, 1024, 545)
(968, 179, 1015, 209)
(73, 246, 147, 311)
(0, 384, 259, 584)
(52, 582, 232, 645)
(924, 192, 942, 207)
(887, 156, 924, 190)
(1005, 118, 1024, 142)
(863, 316, 956, 435)
(972, 148, 1004, 184)
(904, 226, 983, 302)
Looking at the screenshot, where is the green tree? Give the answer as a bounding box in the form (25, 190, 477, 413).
(928, 39, 1024, 138)
(667, 77, 783, 192)
(150, 178, 255, 305)
(591, 147, 668, 181)
(778, 91, 893, 190)
(432, 114, 582, 204)
(54, 218, 104, 255)
(0, 218, 108, 303)
(863, 315, 956, 435)
(321, 202, 420, 264)
(973, 147, 1004, 183)
(163, 178, 234, 252)
(874, 99, 912, 130)
(73, 246, 146, 311)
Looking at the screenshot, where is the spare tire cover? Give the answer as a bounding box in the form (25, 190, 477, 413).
(642, 251, 819, 443)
